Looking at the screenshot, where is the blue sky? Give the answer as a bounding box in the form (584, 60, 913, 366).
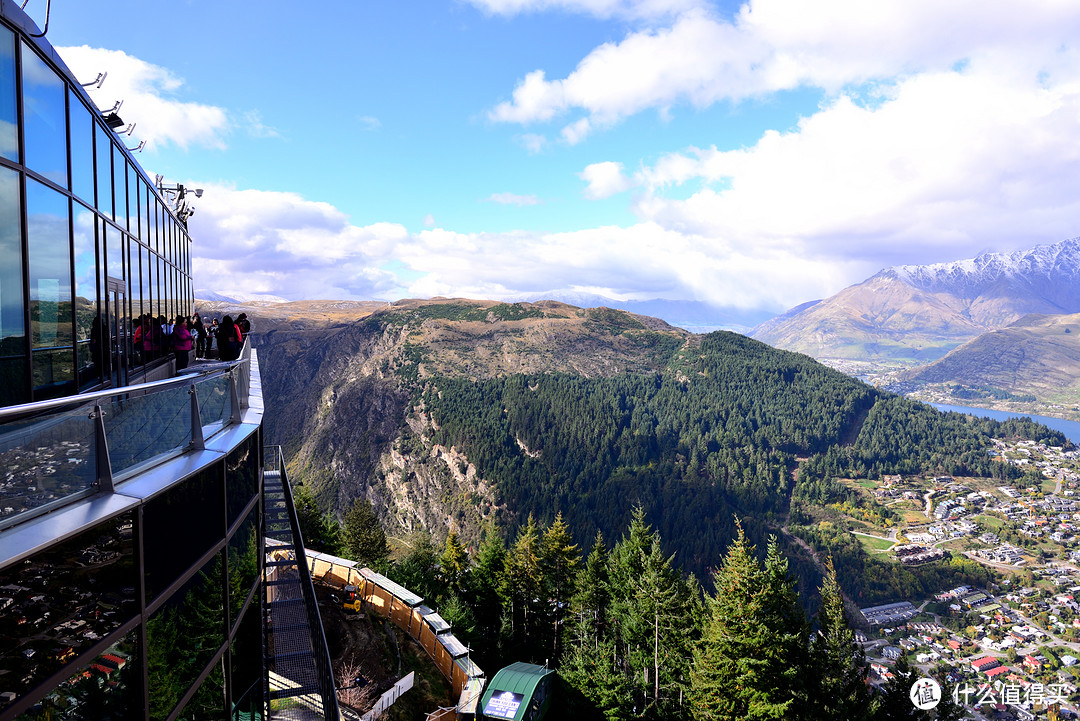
(30, 0, 1080, 322)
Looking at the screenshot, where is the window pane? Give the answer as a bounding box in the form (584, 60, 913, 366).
(142, 464, 223, 602)
(113, 146, 125, 225)
(0, 166, 25, 361)
(74, 204, 101, 389)
(147, 551, 225, 720)
(228, 506, 258, 627)
(106, 224, 124, 281)
(0, 513, 136, 707)
(20, 41, 67, 186)
(27, 178, 72, 350)
(95, 124, 112, 217)
(69, 90, 94, 201)
(15, 630, 141, 721)
(1, 26, 18, 161)
(127, 162, 138, 234)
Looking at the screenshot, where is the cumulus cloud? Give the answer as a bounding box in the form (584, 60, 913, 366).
(579, 161, 633, 199)
(58, 46, 229, 151)
(466, 0, 705, 21)
(626, 58, 1080, 267)
(485, 192, 542, 206)
(488, 1, 1080, 131)
(182, 181, 843, 311)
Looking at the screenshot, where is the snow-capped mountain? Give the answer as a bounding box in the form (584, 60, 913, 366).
(751, 238, 1080, 363)
(519, 291, 774, 333)
(879, 238, 1080, 307)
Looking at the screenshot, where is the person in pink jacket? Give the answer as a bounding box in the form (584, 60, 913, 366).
(172, 316, 194, 371)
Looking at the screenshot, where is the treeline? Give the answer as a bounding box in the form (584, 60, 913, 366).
(422, 332, 879, 578)
(419, 331, 1066, 584)
(298, 503, 964, 719)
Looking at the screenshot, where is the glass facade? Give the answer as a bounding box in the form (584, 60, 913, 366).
(0, 7, 270, 721)
(0, 11, 193, 406)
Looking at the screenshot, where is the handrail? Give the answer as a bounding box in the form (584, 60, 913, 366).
(0, 355, 248, 421)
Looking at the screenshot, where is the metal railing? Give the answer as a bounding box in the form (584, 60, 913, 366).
(0, 339, 253, 533)
(263, 445, 342, 721)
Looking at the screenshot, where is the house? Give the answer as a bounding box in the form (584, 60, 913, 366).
(971, 656, 1000, 672)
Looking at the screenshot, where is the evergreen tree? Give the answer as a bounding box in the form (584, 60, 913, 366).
(690, 523, 805, 721)
(571, 530, 611, 648)
(342, 496, 389, 568)
(293, 484, 342, 555)
(470, 524, 507, 660)
(810, 555, 870, 721)
(501, 515, 544, 654)
(440, 530, 469, 593)
(540, 512, 580, 662)
(560, 636, 634, 721)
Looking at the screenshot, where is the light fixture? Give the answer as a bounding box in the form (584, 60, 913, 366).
(80, 72, 107, 89)
(127, 140, 146, 153)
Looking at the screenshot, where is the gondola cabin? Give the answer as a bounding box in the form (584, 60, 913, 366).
(479, 662, 554, 721)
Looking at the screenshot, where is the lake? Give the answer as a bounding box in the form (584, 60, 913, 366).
(931, 403, 1080, 445)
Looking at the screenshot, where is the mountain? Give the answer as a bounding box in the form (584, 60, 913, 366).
(520, 291, 775, 333)
(247, 296, 1062, 601)
(751, 238, 1080, 363)
(897, 312, 1080, 420)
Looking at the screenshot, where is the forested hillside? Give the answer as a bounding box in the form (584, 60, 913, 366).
(254, 298, 1066, 607)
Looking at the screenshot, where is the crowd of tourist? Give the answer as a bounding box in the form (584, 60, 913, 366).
(133, 312, 251, 368)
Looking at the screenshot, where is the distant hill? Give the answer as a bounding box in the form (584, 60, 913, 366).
(241, 296, 1062, 603)
(897, 313, 1080, 420)
(194, 289, 290, 304)
(751, 238, 1080, 363)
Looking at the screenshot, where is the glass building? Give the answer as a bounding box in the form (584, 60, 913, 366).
(0, 1, 193, 408)
(0, 3, 338, 720)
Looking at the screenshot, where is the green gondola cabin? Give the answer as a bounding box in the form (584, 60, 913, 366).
(479, 662, 554, 720)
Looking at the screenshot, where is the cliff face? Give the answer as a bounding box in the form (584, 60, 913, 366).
(248, 298, 688, 547)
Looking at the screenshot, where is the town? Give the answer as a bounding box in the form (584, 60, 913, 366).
(852, 438, 1080, 718)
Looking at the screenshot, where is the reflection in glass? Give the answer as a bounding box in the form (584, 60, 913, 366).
(228, 507, 258, 626)
(141, 463, 222, 602)
(177, 659, 225, 721)
(0, 513, 135, 707)
(96, 124, 112, 217)
(0, 166, 26, 405)
(127, 163, 138, 235)
(0, 404, 98, 520)
(1, 26, 18, 161)
(196, 374, 230, 437)
(230, 595, 263, 718)
(226, 433, 258, 527)
(27, 179, 73, 398)
(21, 41, 67, 186)
(104, 382, 192, 480)
(147, 552, 225, 720)
(113, 148, 125, 228)
(74, 205, 102, 390)
(13, 630, 140, 721)
(69, 90, 95, 202)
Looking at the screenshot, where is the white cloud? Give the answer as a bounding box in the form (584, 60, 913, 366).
(627, 58, 1080, 267)
(518, 133, 548, 154)
(182, 181, 842, 312)
(423, 213, 437, 227)
(485, 192, 542, 206)
(488, 1, 1080, 131)
(466, 0, 705, 21)
(579, 161, 633, 199)
(57, 46, 229, 151)
(561, 117, 592, 145)
(242, 110, 281, 139)
(358, 115, 382, 131)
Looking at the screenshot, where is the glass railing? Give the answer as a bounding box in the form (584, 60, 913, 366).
(0, 339, 254, 533)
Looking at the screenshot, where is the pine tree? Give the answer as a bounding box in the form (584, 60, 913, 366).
(342, 496, 389, 568)
(540, 512, 580, 662)
(501, 515, 544, 654)
(571, 530, 611, 648)
(810, 555, 870, 720)
(689, 523, 805, 721)
(440, 530, 469, 593)
(470, 524, 507, 660)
